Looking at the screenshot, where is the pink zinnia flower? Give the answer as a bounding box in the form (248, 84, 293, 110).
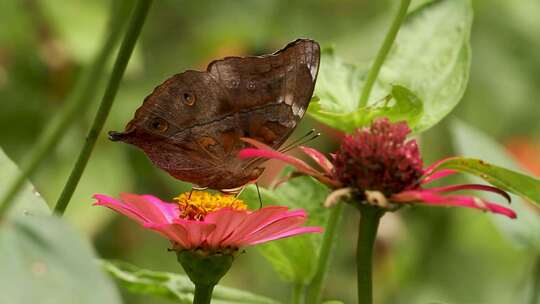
(93, 191, 322, 251)
(239, 118, 516, 219)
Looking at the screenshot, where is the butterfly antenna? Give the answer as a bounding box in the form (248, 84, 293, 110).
(280, 130, 320, 153)
(256, 183, 263, 209)
(280, 129, 316, 151)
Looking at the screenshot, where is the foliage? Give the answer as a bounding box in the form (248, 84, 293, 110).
(308, 0, 472, 133)
(240, 175, 329, 284)
(450, 119, 540, 251)
(103, 260, 281, 304)
(1, 0, 540, 303)
(0, 148, 121, 304)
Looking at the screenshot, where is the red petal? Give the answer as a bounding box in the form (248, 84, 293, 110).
(299, 146, 334, 175)
(423, 157, 456, 175)
(392, 190, 516, 219)
(420, 169, 458, 184)
(239, 148, 321, 176)
(424, 184, 511, 202)
(240, 137, 274, 150)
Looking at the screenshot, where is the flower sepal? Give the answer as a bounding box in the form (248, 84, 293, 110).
(176, 249, 234, 288)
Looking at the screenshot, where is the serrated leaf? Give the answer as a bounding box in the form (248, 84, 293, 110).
(449, 119, 540, 250)
(309, 0, 472, 133)
(0, 147, 122, 304)
(240, 175, 329, 284)
(102, 260, 281, 304)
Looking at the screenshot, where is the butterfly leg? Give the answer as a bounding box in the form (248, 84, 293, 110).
(189, 185, 208, 199)
(255, 183, 263, 209)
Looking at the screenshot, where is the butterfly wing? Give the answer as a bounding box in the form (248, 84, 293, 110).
(109, 39, 320, 189)
(207, 38, 320, 149)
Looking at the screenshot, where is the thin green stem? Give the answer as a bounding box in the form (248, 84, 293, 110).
(193, 284, 215, 304)
(356, 205, 384, 304)
(0, 0, 131, 218)
(291, 281, 304, 304)
(358, 0, 411, 107)
(530, 255, 540, 304)
(53, 0, 153, 215)
(305, 203, 344, 304)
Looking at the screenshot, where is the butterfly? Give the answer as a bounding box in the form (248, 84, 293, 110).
(108, 39, 320, 191)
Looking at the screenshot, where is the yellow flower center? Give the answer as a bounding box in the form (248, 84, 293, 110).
(174, 191, 247, 221)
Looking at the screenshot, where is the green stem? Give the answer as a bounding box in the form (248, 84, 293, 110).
(305, 202, 344, 304)
(530, 255, 540, 304)
(53, 0, 153, 215)
(356, 205, 384, 304)
(291, 282, 304, 304)
(193, 283, 215, 304)
(358, 0, 411, 107)
(0, 0, 131, 218)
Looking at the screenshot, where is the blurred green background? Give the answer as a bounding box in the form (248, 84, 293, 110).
(1, 0, 539, 303)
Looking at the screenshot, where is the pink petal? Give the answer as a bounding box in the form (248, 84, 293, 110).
(392, 190, 517, 219)
(299, 146, 334, 175)
(237, 215, 309, 245)
(239, 148, 321, 176)
(141, 195, 180, 221)
(421, 157, 461, 184)
(144, 222, 191, 248)
(222, 206, 290, 245)
(424, 184, 511, 202)
(247, 226, 323, 245)
(203, 208, 249, 248)
(93, 194, 148, 225)
(420, 169, 458, 184)
(240, 137, 274, 150)
(423, 157, 458, 176)
(117, 193, 178, 224)
(179, 220, 216, 248)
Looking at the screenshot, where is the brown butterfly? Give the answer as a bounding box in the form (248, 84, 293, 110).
(109, 39, 320, 191)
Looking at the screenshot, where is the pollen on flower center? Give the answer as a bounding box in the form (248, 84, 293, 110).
(174, 191, 247, 221)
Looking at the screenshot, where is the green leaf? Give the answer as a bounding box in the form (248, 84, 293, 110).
(0, 147, 122, 304)
(309, 0, 472, 133)
(0, 216, 122, 304)
(432, 158, 540, 206)
(449, 119, 540, 250)
(309, 47, 368, 114)
(379, 0, 472, 131)
(369, 85, 423, 126)
(102, 260, 281, 304)
(0, 149, 49, 218)
(310, 80, 423, 133)
(240, 175, 329, 284)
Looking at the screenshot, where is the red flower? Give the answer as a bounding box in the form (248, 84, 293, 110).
(239, 118, 516, 219)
